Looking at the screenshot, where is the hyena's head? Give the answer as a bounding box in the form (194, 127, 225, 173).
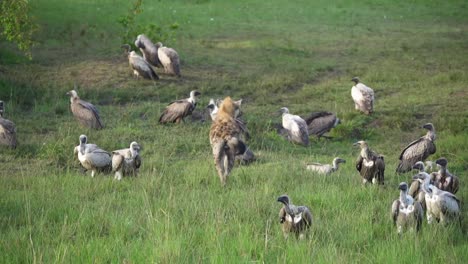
(218, 97, 242, 118)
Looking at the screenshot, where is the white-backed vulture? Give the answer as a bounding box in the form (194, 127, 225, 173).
(277, 195, 313, 240)
(66, 90, 104, 130)
(155, 42, 181, 77)
(159, 90, 201, 124)
(351, 77, 374, 115)
(306, 157, 346, 175)
(74, 135, 112, 177)
(408, 162, 428, 211)
(431, 158, 459, 194)
(304, 111, 340, 138)
(391, 182, 423, 234)
(0, 101, 17, 149)
(280, 107, 309, 146)
(396, 123, 436, 174)
(134, 34, 162, 68)
(121, 44, 159, 80)
(354, 140, 385, 185)
(413, 172, 460, 225)
(112, 141, 142, 181)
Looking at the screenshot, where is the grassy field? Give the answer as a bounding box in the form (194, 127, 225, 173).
(1, 0, 467, 262)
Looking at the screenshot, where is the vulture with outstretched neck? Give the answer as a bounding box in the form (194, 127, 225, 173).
(159, 90, 201, 124)
(134, 34, 162, 68)
(121, 44, 159, 80)
(391, 182, 423, 235)
(432, 158, 459, 194)
(277, 195, 313, 240)
(112, 141, 142, 181)
(396, 123, 436, 174)
(74, 135, 112, 177)
(280, 107, 309, 146)
(304, 111, 340, 138)
(0, 100, 17, 148)
(66, 90, 104, 130)
(351, 77, 374, 115)
(306, 157, 346, 175)
(354, 140, 385, 185)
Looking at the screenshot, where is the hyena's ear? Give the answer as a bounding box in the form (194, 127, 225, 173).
(234, 99, 243, 107)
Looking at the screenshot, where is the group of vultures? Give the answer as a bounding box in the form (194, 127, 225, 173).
(0, 34, 461, 239)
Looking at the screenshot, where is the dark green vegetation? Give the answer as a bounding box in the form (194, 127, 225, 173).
(1, 0, 467, 262)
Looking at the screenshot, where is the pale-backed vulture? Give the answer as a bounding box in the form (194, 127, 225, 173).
(391, 182, 423, 234)
(134, 34, 162, 68)
(396, 123, 436, 174)
(280, 107, 309, 146)
(74, 135, 112, 177)
(0, 100, 17, 148)
(112, 141, 142, 181)
(155, 42, 181, 77)
(351, 77, 374, 115)
(304, 111, 340, 138)
(353, 140, 385, 185)
(408, 162, 428, 211)
(413, 172, 460, 225)
(277, 195, 313, 240)
(121, 44, 159, 80)
(431, 158, 459, 194)
(66, 90, 104, 130)
(306, 157, 346, 175)
(159, 90, 201, 124)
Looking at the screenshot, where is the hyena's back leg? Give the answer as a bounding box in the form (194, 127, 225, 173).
(212, 141, 227, 185)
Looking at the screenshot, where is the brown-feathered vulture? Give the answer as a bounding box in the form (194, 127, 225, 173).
(432, 158, 459, 194)
(306, 157, 346, 175)
(155, 42, 181, 77)
(134, 34, 162, 68)
(408, 162, 428, 211)
(413, 172, 460, 225)
(159, 90, 201, 124)
(121, 44, 159, 80)
(0, 100, 17, 148)
(277, 195, 313, 240)
(66, 90, 104, 130)
(74, 135, 112, 177)
(304, 111, 340, 138)
(354, 140, 385, 185)
(391, 182, 423, 235)
(396, 123, 436, 174)
(112, 141, 142, 181)
(351, 77, 374, 115)
(280, 107, 309, 146)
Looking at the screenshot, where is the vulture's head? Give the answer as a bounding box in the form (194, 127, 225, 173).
(134, 34, 145, 49)
(277, 195, 290, 206)
(121, 44, 132, 54)
(66, 90, 79, 100)
(155, 42, 163, 48)
(206, 98, 216, 110)
(279, 107, 289, 115)
(130, 141, 141, 157)
(351, 77, 360, 84)
(412, 172, 430, 183)
(435, 157, 448, 168)
(79, 134, 88, 145)
(353, 140, 368, 148)
(190, 90, 201, 98)
(398, 182, 408, 192)
(412, 161, 425, 172)
(333, 157, 346, 164)
(422, 123, 434, 131)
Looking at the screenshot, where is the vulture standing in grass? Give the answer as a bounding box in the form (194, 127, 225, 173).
(134, 34, 162, 68)
(351, 77, 374, 115)
(432, 158, 459, 194)
(159, 90, 201, 124)
(112, 141, 142, 181)
(155, 42, 181, 77)
(277, 195, 313, 240)
(408, 162, 428, 211)
(74, 135, 112, 177)
(304, 111, 340, 138)
(396, 123, 436, 174)
(306, 157, 346, 175)
(121, 44, 159, 80)
(280, 107, 309, 146)
(353, 140, 385, 185)
(413, 172, 460, 225)
(0, 100, 17, 148)
(66, 90, 104, 130)
(391, 182, 424, 235)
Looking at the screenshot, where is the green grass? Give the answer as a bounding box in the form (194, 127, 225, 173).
(1, 0, 467, 262)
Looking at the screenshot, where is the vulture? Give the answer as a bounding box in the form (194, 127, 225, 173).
(396, 123, 436, 174)
(351, 77, 374, 115)
(159, 90, 201, 124)
(134, 34, 162, 68)
(431, 158, 459, 194)
(121, 44, 159, 80)
(0, 100, 17, 149)
(408, 162, 428, 211)
(413, 172, 460, 225)
(277, 195, 313, 240)
(155, 42, 181, 77)
(391, 182, 423, 234)
(66, 90, 104, 130)
(207, 98, 220, 121)
(306, 157, 346, 175)
(353, 140, 385, 185)
(112, 141, 142, 181)
(304, 111, 340, 138)
(74, 135, 112, 177)
(280, 107, 309, 146)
